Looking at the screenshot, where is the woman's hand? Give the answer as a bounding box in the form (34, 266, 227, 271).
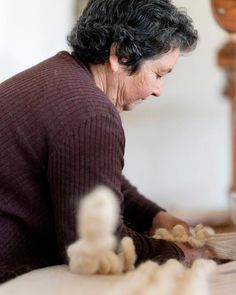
(150, 211, 206, 265)
(149, 211, 189, 236)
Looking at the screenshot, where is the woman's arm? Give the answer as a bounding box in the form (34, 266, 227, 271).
(121, 175, 165, 233)
(47, 113, 185, 264)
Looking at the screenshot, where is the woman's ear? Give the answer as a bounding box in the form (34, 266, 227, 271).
(109, 44, 120, 72)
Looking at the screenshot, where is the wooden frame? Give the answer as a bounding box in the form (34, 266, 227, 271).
(77, 0, 88, 16)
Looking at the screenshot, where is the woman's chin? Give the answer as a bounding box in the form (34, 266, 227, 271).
(123, 99, 144, 111)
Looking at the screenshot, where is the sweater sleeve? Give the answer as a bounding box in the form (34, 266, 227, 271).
(121, 175, 165, 233)
(47, 113, 184, 264)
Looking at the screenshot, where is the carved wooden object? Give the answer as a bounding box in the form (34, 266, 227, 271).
(211, 0, 236, 197)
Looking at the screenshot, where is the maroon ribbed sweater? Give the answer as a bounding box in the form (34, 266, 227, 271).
(0, 51, 183, 283)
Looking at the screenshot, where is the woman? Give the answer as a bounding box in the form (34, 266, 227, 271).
(0, 0, 200, 283)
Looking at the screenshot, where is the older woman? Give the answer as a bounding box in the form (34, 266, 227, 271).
(0, 0, 200, 283)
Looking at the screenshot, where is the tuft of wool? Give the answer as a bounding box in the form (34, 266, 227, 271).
(105, 259, 216, 295)
(153, 224, 212, 248)
(176, 259, 216, 295)
(66, 186, 236, 295)
(117, 237, 136, 272)
(67, 186, 136, 275)
(105, 261, 165, 295)
(111, 261, 160, 295)
(154, 224, 236, 261)
(78, 186, 119, 243)
(146, 259, 185, 295)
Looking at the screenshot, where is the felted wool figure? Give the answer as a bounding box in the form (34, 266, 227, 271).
(67, 186, 136, 275)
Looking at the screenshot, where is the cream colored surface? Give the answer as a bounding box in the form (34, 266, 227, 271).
(0, 265, 122, 295)
(1, 261, 236, 295)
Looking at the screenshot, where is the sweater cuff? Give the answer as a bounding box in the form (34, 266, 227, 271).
(135, 238, 185, 265)
(151, 240, 185, 264)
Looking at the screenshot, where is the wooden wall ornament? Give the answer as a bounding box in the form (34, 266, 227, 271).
(210, 0, 236, 222)
(211, 0, 236, 33)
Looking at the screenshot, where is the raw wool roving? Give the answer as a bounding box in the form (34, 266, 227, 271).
(105, 259, 216, 295)
(153, 224, 213, 248)
(67, 186, 236, 295)
(67, 186, 136, 275)
(153, 224, 236, 261)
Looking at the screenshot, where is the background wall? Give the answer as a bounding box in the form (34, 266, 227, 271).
(122, 0, 231, 211)
(0, 0, 75, 82)
(0, 0, 231, 211)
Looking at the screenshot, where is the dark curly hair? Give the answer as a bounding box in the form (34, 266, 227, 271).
(68, 0, 198, 74)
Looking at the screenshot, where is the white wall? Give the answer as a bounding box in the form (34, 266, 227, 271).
(122, 0, 231, 211)
(0, 0, 231, 211)
(0, 0, 75, 82)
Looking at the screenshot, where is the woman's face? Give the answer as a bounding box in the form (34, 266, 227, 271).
(117, 48, 180, 111)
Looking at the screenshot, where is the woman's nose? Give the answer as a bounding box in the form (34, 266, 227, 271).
(152, 79, 164, 97)
(152, 85, 163, 97)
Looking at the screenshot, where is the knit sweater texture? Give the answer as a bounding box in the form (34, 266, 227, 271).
(0, 51, 184, 283)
